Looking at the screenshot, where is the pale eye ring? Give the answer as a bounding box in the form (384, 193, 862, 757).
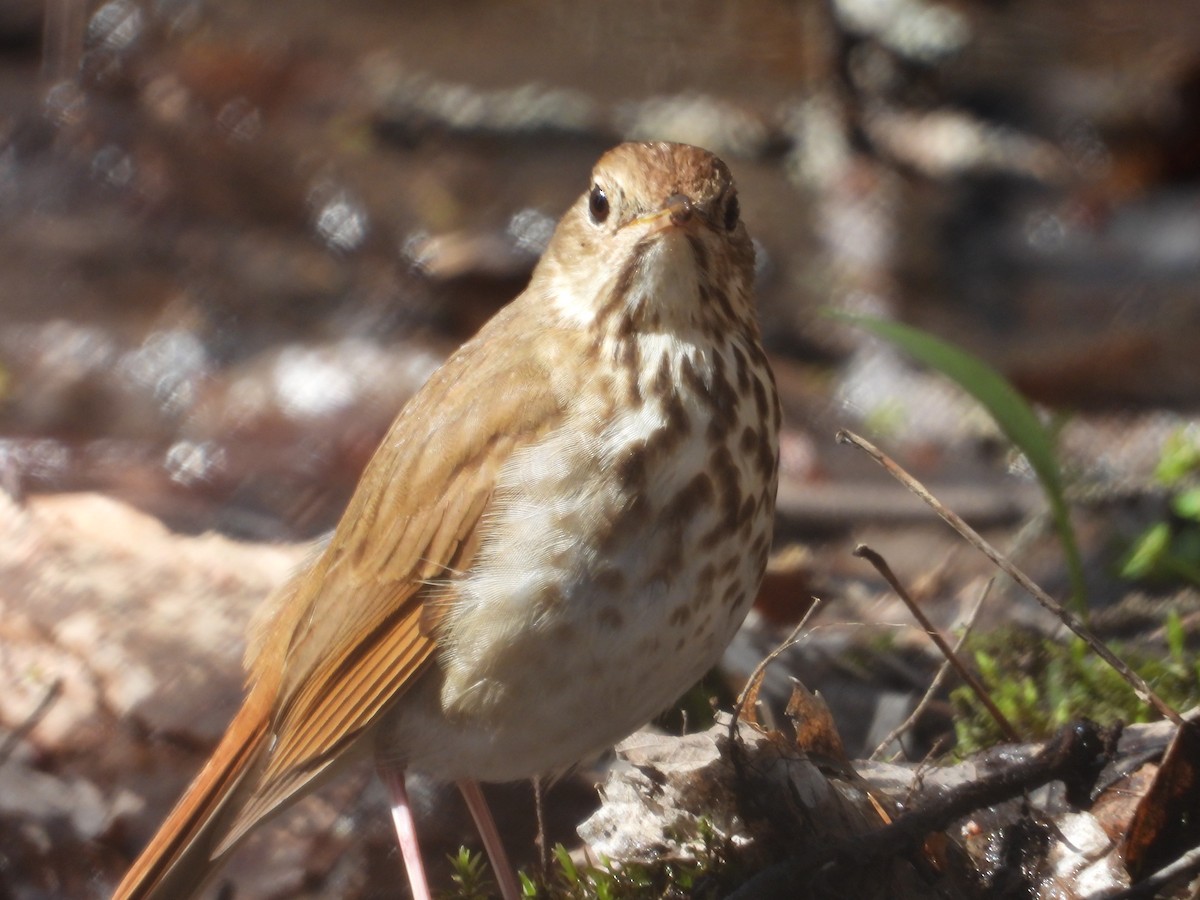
(588, 184, 610, 224)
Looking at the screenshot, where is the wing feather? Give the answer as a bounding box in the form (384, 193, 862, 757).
(223, 303, 567, 847)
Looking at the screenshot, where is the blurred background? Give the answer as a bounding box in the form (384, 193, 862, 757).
(2, 0, 1200, 896)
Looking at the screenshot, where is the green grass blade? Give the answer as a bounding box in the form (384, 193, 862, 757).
(829, 312, 1087, 611)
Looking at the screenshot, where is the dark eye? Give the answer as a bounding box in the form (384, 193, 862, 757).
(588, 184, 610, 224)
(723, 193, 740, 231)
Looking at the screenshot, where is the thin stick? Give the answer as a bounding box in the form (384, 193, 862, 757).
(855, 546, 1017, 743)
(870, 578, 993, 760)
(0, 679, 62, 764)
(458, 779, 522, 900)
(837, 429, 1183, 726)
(533, 776, 549, 883)
(726, 719, 1118, 900)
(1102, 844, 1200, 899)
(730, 598, 824, 737)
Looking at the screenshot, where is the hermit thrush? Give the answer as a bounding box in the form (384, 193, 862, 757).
(114, 141, 780, 900)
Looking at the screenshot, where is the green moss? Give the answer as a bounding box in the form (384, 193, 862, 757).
(951, 620, 1200, 754)
(443, 846, 497, 900)
(442, 818, 745, 900)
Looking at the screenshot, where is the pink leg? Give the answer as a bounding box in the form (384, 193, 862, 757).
(457, 778, 522, 900)
(380, 766, 433, 900)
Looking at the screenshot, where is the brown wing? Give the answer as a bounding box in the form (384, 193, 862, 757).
(220, 302, 567, 848)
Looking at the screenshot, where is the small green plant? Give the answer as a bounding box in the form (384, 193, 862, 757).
(951, 620, 1200, 754)
(492, 819, 742, 900)
(522, 843, 658, 900)
(828, 312, 1087, 611)
(443, 846, 496, 900)
(1120, 428, 1200, 587)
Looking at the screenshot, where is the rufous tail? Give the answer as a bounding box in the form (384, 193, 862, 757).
(112, 693, 271, 900)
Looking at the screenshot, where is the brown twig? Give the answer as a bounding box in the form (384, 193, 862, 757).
(0, 679, 62, 765)
(728, 599, 825, 823)
(837, 429, 1183, 727)
(1103, 844, 1200, 899)
(726, 719, 1121, 900)
(730, 599, 824, 737)
(532, 776, 549, 882)
(855, 545, 1019, 743)
(870, 577, 993, 760)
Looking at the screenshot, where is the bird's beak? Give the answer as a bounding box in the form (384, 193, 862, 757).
(627, 193, 699, 232)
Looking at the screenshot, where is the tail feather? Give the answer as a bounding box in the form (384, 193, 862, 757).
(113, 695, 271, 900)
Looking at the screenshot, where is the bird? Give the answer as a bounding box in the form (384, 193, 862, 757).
(113, 140, 780, 900)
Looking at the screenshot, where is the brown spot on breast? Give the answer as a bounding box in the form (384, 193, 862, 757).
(593, 567, 627, 593)
(617, 330, 639, 369)
(699, 280, 735, 324)
(742, 351, 781, 437)
(680, 353, 706, 397)
(662, 392, 690, 435)
(668, 605, 691, 626)
(639, 381, 703, 468)
(750, 532, 769, 560)
(641, 540, 684, 591)
(614, 440, 649, 490)
(709, 444, 742, 528)
(654, 352, 673, 393)
(582, 331, 604, 369)
(739, 425, 758, 455)
(600, 240, 650, 327)
(609, 327, 644, 409)
(751, 373, 770, 424)
(596, 495, 650, 556)
(661, 471, 714, 526)
(756, 432, 777, 479)
(626, 372, 643, 407)
(538, 583, 566, 608)
(738, 496, 756, 534)
(745, 338, 770, 371)
(597, 606, 624, 630)
(686, 233, 709, 274)
(732, 344, 750, 393)
(549, 621, 579, 644)
(635, 634, 662, 654)
(722, 581, 743, 607)
(704, 364, 740, 440)
(691, 564, 717, 610)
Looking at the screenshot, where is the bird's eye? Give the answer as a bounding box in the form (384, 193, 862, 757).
(588, 184, 610, 224)
(723, 193, 740, 231)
